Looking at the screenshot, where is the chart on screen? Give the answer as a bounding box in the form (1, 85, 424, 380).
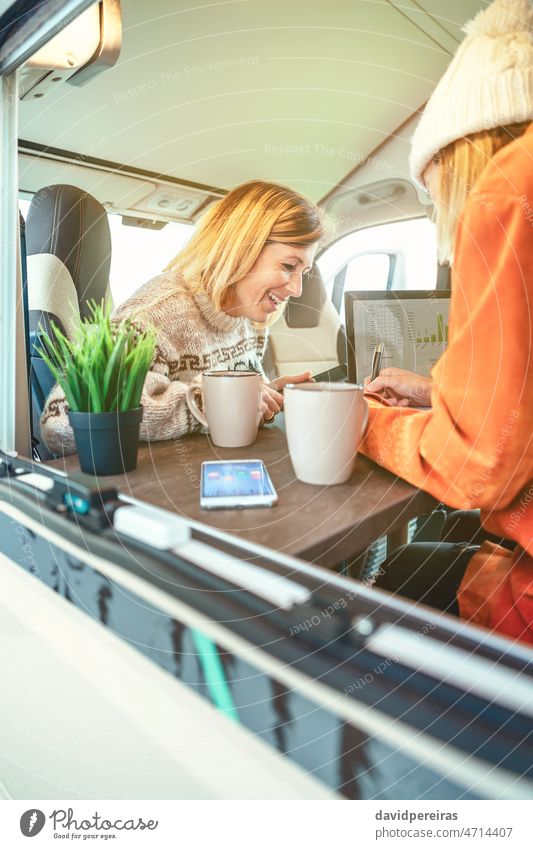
(345, 291, 451, 381)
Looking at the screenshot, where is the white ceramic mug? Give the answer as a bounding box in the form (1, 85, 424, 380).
(185, 370, 263, 448)
(284, 382, 369, 485)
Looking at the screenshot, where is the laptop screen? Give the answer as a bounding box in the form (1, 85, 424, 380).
(345, 290, 451, 384)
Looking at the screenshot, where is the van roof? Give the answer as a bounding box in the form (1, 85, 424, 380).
(18, 0, 485, 202)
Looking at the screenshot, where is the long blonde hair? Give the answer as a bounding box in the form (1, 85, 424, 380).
(166, 181, 324, 316)
(432, 121, 531, 263)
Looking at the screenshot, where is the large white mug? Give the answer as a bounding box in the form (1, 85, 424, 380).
(185, 370, 263, 448)
(284, 383, 369, 485)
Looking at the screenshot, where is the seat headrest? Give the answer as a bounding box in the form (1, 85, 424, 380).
(284, 264, 326, 329)
(25, 184, 111, 321)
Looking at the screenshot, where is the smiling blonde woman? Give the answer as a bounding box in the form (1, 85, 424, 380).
(41, 181, 324, 453)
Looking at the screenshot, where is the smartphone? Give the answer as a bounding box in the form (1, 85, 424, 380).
(200, 460, 278, 509)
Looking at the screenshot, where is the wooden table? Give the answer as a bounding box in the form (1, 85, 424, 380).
(53, 423, 436, 569)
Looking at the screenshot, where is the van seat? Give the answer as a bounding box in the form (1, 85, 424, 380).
(25, 184, 112, 457)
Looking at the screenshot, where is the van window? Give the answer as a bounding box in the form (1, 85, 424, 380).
(344, 252, 392, 292)
(19, 200, 194, 307)
(318, 218, 437, 319)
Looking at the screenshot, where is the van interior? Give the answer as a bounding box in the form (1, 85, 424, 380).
(15, 0, 478, 394)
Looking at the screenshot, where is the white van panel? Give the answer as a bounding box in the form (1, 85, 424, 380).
(18, 152, 156, 210)
(269, 300, 342, 377)
(0, 553, 335, 800)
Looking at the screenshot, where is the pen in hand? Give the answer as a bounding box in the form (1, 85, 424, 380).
(370, 342, 383, 383)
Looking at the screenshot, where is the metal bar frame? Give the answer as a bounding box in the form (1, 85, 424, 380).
(0, 0, 94, 455)
(0, 68, 30, 454)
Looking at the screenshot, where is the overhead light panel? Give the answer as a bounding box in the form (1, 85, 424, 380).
(25, 4, 101, 71)
(20, 0, 122, 98)
(68, 0, 122, 88)
(141, 189, 214, 222)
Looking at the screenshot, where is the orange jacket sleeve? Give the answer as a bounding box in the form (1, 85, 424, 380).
(361, 182, 533, 513)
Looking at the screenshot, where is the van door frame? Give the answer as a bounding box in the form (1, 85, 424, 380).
(0, 67, 30, 454)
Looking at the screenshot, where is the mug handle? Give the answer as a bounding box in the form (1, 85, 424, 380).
(185, 384, 208, 429)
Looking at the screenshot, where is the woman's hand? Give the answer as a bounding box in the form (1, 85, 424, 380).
(261, 371, 313, 422)
(269, 371, 313, 393)
(260, 383, 284, 423)
(364, 368, 432, 408)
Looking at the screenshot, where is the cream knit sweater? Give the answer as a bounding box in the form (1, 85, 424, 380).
(40, 270, 267, 454)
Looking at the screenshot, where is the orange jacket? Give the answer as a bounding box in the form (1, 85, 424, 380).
(361, 124, 533, 644)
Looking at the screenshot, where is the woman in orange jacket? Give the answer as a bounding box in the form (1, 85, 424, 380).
(362, 0, 533, 644)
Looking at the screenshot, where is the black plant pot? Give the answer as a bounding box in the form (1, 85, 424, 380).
(67, 407, 143, 476)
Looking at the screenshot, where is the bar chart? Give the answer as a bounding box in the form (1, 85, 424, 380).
(415, 313, 449, 345)
(349, 294, 451, 379)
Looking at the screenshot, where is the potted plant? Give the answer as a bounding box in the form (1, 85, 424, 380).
(39, 300, 156, 476)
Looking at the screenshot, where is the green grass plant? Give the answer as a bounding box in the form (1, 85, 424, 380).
(38, 300, 156, 413)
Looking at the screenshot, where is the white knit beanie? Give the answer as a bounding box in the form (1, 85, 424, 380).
(410, 0, 533, 187)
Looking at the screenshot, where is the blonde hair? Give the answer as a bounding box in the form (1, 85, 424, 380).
(432, 121, 531, 264)
(166, 181, 324, 319)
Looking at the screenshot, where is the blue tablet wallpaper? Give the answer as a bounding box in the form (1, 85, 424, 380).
(201, 461, 274, 498)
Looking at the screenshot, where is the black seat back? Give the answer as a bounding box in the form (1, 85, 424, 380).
(25, 185, 112, 456)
